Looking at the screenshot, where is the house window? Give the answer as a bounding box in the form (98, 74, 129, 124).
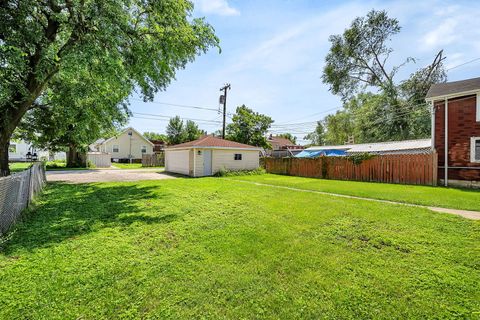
(234, 153, 242, 160)
(9, 144, 16, 153)
(471, 137, 480, 163)
(141, 146, 147, 153)
(113, 145, 119, 153)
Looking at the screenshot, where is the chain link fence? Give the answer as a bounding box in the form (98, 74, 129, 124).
(0, 163, 46, 236)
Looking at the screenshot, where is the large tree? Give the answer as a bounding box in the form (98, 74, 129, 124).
(0, 0, 219, 176)
(17, 63, 130, 167)
(318, 9, 446, 144)
(143, 132, 168, 142)
(166, 116, 186, 145)
(226, 105, 273, 148)
(304, 121, 326, 146)
(184, 120, 203, 142)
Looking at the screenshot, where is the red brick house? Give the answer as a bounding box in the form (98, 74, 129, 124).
(266, 135, 305, 157)
(426, 77, 480, 187)
(149, 139, 167, 153)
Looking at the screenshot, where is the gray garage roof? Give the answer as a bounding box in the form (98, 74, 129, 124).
(426, 77, 480, 100)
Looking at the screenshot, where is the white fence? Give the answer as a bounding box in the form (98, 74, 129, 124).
(0, 163, 46, 236)
(87, 152, 111, 168)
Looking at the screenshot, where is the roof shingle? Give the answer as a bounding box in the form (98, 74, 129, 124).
(167, 136, 260, 150)
(426, 77, 480, 99)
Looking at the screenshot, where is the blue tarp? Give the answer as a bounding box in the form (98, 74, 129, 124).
(295, 149, 347, 158)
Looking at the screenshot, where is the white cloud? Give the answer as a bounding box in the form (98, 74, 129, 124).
(225, 3, 367, 76)
(422, 18, 458, 48)
(195, 0, 240, 16)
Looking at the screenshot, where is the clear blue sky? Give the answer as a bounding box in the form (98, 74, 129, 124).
(128, 0, 480, 144)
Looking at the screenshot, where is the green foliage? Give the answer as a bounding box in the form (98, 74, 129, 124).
(8, 162, 32, 173)
(346, 153, 375, 165)
(87, 160, 96, 169)
(214, 167, 266, 177)
(304, 121, 326, 145)
(143, 132, 168, 141)
(0, 179, 478, 318)
(323, 10, 402, 100)
(185, 120, 203, 142)
(318, 10, 446, 144)
(166, 116, 187, 145)
(45, 161, 66, 169)
(0, 0, 219, 175)
(277, 133, 297, 144)
(166, 117, 205, 145)
(226, 105, 274, 148)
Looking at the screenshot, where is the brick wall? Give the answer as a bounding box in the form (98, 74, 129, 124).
(434, 94, 480, 181)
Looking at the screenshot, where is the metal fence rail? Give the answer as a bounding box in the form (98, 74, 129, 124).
(0, 163, 46, 236)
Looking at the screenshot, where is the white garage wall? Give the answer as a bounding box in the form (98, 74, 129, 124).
(212, 149, 259, 173)
(165, 150, 190, 175)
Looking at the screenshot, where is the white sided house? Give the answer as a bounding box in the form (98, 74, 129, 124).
(93, 127, 154, 162)
(9, 140, 66, 161)
(165, 136, 261, 177)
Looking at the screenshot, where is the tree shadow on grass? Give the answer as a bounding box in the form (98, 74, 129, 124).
(1, 182, 179, 254)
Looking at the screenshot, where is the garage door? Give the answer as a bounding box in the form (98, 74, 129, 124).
(165, 150, 190, 175)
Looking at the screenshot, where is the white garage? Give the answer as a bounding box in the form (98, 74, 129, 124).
(165, 136, 261, 177)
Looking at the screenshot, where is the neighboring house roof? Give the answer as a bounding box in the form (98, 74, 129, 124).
(268, 136, 296, 147)
(101, 127, 154, 147)
(305, 139, 432, 155)
(426, 77, 480, 100)
(167, 136, 261, 150)
(93, 138, 105, 145)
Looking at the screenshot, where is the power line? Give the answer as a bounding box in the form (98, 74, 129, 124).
(446, 57, 480, 71)
(132, 113, 222, 124)
(130, 98, 219, 112)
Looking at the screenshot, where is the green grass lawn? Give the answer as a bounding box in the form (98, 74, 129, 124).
(112, 163, 164, 169)
(0, 178, 478, 318)
(46, 166, 91, 171)
(8, 162, 32, 173)
(232, 173, 480, 212)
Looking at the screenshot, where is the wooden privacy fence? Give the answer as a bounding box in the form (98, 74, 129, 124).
(265, 153, 438, 186)
(142, 152, 164, 167)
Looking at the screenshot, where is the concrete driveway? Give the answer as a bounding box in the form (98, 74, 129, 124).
(47, 168, 177, 183)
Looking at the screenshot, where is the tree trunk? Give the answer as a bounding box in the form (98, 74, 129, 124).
(0, 139, 10, 177)
(67, 146, 87, 168)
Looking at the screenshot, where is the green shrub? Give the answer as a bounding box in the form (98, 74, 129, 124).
(346, 153, 375, 165)
(87, 160, 96, 169)
(45, 161, 66, 169)
(214, 167, 266, 177)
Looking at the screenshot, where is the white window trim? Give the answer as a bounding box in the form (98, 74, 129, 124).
(471, 137, 480, 163)
(141, 146, 147, 153)
(113, 145, 119, 153)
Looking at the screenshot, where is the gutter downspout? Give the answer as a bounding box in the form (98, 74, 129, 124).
(431, 101, 435, 153)
(444, 98, 448, 187)
(192, 148, 196, 177)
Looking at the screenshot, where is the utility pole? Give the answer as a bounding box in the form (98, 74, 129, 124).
(219, 83, 231, 139)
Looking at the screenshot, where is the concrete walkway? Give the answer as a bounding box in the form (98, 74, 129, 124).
(229, 179, 480, 220)
(47, 168, 176, 183)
